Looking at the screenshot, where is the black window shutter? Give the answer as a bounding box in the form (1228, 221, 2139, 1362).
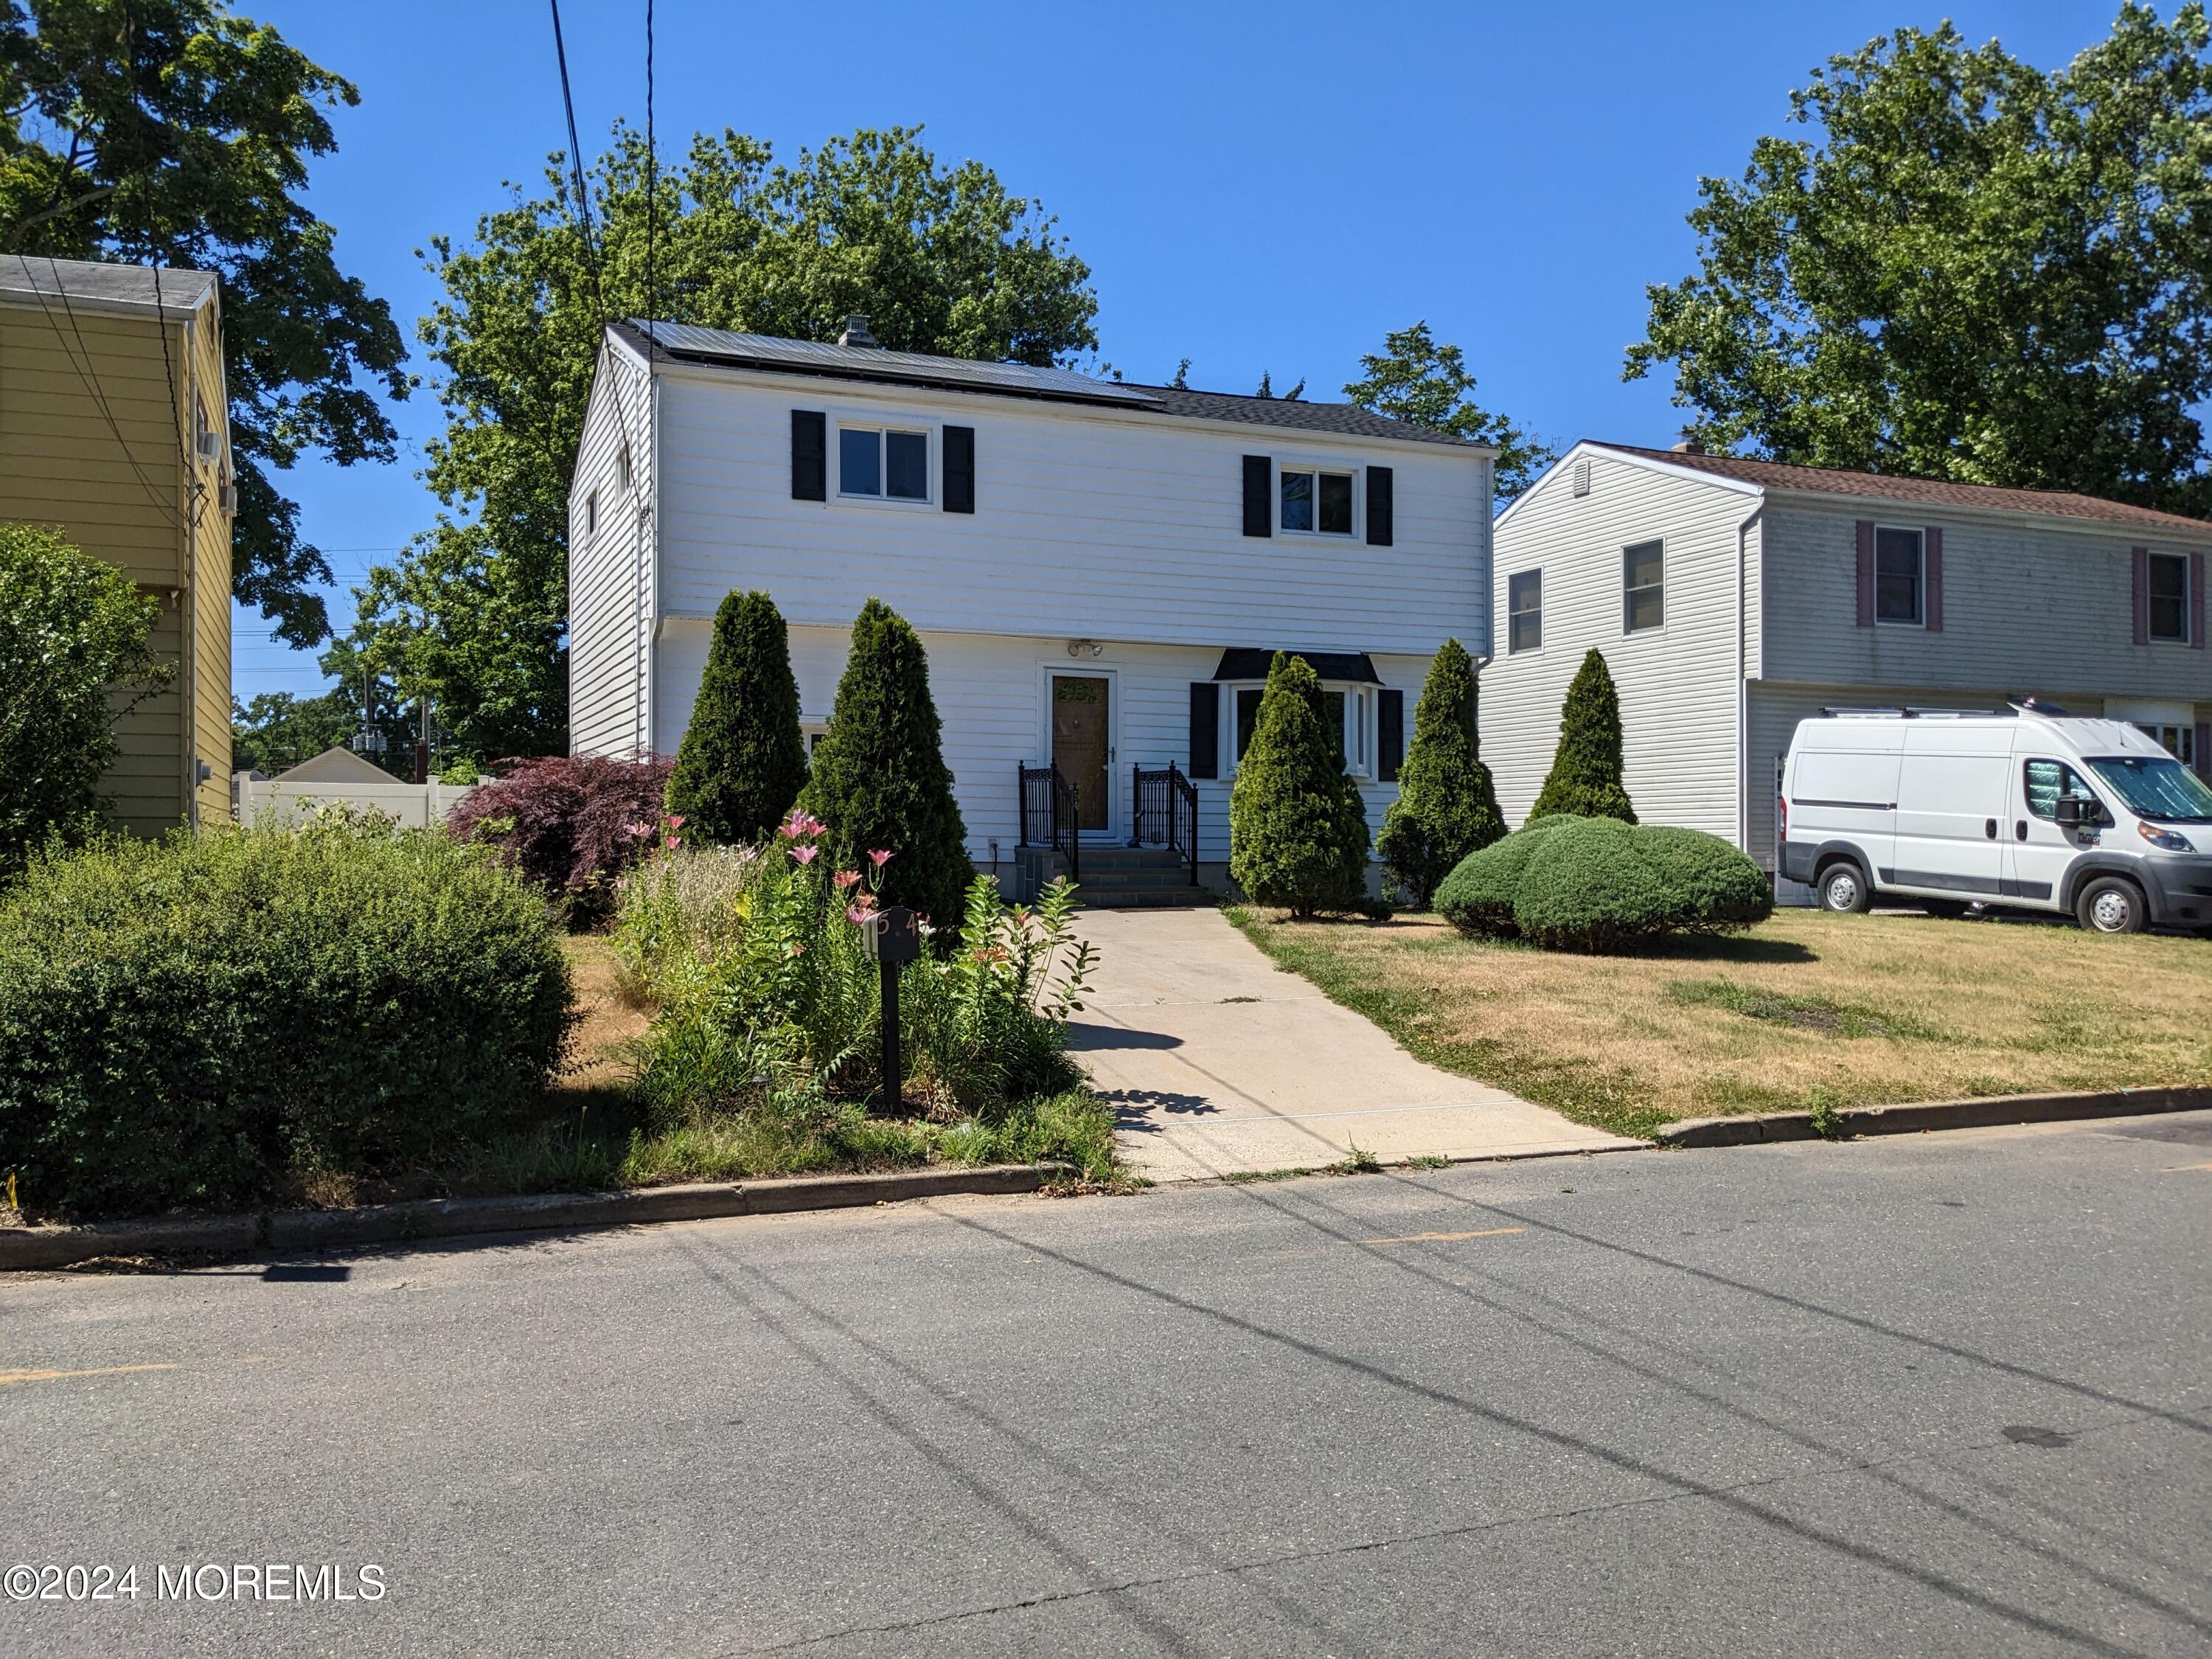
(1367, 465, 1394, 546)
(1242, 456, 1272, 537)
(1378, 689, 1404, 782)
(791, 410, 827, 501)
(943, 424, 975, 513)
(1189, 683, 1220, 779)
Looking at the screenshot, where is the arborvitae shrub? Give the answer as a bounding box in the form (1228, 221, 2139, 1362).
(1375, 638, 1505, 906)
(1228, 653, 1371, 917)
(1530, 648, 1637, 824)
(0, 819, 574, 1220)
(666, 590, 808, 845)
(799, 599, 971, 931)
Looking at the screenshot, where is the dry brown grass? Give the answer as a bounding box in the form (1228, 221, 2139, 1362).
(557, 934, 651, 1099)
(1232, 907, 2212, 1138)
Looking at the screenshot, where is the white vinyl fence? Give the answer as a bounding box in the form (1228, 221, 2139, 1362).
(234, 776, 482, 830)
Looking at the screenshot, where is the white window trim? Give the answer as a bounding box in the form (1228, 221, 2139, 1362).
(1872, 524, 1927, 629)
(1622, 537, 1666, 636)
(1222, 678, 1377, 782)
(1276, 457, 1363, 541)
(832, 406, 941, 508)
(2145, 550, 2191, 644)
(1506, 568, 1543, 655)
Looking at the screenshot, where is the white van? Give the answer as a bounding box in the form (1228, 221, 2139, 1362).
(1779, 701, 2212, 933)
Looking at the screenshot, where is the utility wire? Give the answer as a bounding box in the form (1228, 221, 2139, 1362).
(644, 0, 656, 338)
(547, 0, 607, 324)
(19, 257, 184, 529)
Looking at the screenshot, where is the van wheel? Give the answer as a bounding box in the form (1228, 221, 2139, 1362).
(1818, 860, 1872, 914)
(2075, 877, 2147, 935)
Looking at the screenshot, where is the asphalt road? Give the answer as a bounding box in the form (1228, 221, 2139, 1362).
(4, 1114, 2209, 1658)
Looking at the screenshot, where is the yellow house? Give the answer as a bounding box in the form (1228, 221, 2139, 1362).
(0, 254, 236, 833)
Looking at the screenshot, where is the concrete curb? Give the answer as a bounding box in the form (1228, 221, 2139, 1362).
(0, 1163, 1072, 1273)
(1655, 1085, 2212, 1149)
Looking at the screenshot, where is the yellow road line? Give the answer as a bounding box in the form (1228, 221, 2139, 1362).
(0, 1363, 180, 1387)
(1357, 1227, 1526, 1246)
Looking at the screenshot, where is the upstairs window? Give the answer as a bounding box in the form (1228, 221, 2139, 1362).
(841, 426, 929, 501)
(584, 490, 599, 538)
(2147, 552, 2189, 641)
(1875, 526, 1923, 624)
(1508, 569, 1542, 653)
(1281, 468, 1354, 535)
(1623, 539, 1664, 633)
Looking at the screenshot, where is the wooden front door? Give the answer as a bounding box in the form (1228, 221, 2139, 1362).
(1051, 675, 1111, 832)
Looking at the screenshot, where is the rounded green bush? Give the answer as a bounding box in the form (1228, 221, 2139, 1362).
(1433, 813, 1576, 937)
(0, 818, 575, 1220)
(1436, 817, 1771, 952)
(1513, 817, 1675, 950)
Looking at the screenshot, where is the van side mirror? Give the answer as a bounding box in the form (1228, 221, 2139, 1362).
(2053, 796, 2084, 829)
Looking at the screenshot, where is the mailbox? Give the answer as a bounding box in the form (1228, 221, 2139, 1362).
(861, 905, 921, 965)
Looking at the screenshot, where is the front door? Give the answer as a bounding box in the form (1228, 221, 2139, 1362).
(1051, 675, 1111, 832)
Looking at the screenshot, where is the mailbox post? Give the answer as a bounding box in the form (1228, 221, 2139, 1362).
(860, 905, 920, 1112)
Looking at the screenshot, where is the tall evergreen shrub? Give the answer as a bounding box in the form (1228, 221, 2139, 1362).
(1375, 639, 1505, 906)
(799, 599, 970, 930)
(1529, 648, 1637, 824)
(1228, 653, 1371, 917)
(665, 590, 809, 844)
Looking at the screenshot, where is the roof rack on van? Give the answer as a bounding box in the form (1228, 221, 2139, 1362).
(1903, 706, 2002, 719)
(1817, 706, 1907, 719)
(2008, 698, 2073, 717)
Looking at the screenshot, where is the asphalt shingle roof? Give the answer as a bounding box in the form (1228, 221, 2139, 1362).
(1593, 442, 2212, 535)
(0, 254, 216, 316)
(613, 320, 1475, 449)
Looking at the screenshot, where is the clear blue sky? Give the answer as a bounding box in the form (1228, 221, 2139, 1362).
(233, 0, 2138, 701)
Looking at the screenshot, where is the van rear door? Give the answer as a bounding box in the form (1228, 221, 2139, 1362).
(1891, 724, 2008, 897)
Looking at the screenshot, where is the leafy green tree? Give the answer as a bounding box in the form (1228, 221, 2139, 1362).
(1530, 650, 1636, 825)
(1625, 5, 2212, 517)
(666, 590, 808, 845)
(0, 0, 410, 647)
(1375, 639, 1504, 907)
(1345, 321, 1557, 505)
(229, 687, 357, 776)
(799, 599, 970, 931)
(1228, 653, 1371, 918)
(348, 125, 1099, 759)
(0, 522, 166, 872)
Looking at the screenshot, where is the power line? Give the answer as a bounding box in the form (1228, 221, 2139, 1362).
(547, 0, 607, 326)
(645, 0, 656, 329)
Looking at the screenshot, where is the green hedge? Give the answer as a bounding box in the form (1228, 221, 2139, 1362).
(1436, 816, 1772, 952)
(0, 819, 574, 1220)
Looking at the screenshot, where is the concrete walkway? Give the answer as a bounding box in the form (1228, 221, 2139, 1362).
(1068, 908, 1641, 1180)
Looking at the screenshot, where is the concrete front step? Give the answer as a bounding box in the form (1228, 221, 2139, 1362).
(1080, 888, 1214, 909)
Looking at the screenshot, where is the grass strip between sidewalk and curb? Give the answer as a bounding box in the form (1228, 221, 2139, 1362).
(0, 1164, 1072, 1273)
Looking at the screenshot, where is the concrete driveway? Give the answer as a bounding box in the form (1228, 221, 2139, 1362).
(1068, 908, 1638, 1180)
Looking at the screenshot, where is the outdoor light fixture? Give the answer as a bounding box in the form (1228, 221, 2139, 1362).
(1065, 639, 1102, 658)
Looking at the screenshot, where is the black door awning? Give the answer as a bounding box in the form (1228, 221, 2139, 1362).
(1212, 648, 1381, 684)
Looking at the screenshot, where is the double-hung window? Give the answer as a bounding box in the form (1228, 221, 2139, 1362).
(1231, 681, 1374, 778)
(1622, 540, 1664, 633)
(2147, 552, 2189, 642)
(1508, 570, 1542, 653)
(840, 426, 930, 501)
(1281, 467, 1354, 535)
(1874, 527, 1924, 625)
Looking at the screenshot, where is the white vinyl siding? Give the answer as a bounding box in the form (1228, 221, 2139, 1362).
(1487, 451, 1754, 843)
(652, 369, 1486, 656)
(567, 341, 655, 756)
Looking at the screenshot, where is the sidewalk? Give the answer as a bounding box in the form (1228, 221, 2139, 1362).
(1068, 909, 1641, 1180)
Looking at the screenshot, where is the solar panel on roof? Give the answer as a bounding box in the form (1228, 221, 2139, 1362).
(631, 320, 1161, 405)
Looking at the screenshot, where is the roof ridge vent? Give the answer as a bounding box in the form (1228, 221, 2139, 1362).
(838, 313, 879, 349)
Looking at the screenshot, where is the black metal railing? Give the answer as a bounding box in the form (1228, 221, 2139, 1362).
(1130, 761, 1200, 887)
(1017, 762, 1079, 884)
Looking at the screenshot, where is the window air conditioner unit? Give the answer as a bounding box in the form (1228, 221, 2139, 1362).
(218, 481, 238, 515)
(195, 428, 221, 463)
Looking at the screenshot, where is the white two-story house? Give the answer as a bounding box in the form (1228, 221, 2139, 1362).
(1488, 441, 2212, 892)
(566, 319, 1494, 893)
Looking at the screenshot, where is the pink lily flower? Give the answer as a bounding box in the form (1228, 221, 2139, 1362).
(833, 869, 862, 890)
(790, 844, 819, 865)
(666, 814, 686, 830)
(867, 849, 893, 868)
(663, 833, 681, 851)
(846, 905, 873, 925)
